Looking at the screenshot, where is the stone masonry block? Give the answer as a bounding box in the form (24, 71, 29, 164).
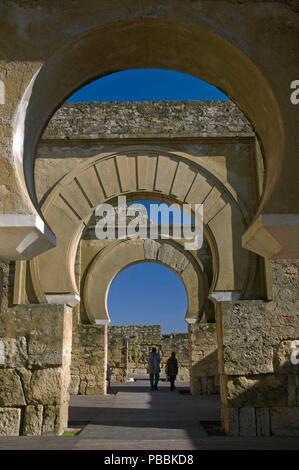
(0, 408, 21, 436)
(0, 369, 26, 406)
(239, 407, 256, 437)
(22, 405, 43, 436)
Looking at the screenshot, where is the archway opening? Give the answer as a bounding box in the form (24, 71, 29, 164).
(106, 261, 190, 385)
(107, 261, 188, 333)
(17, 18, 284, 252)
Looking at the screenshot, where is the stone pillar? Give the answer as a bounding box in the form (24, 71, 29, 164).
(188, 323, 219, 395)
(70, 322, 107, 395)
(0, 304, 72, 436)
(216, 260, 299, 436)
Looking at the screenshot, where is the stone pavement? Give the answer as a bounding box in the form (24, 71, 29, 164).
(0, 381, 298, 450)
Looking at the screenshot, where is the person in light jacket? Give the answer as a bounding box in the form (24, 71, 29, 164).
(148, 347, 161, 391)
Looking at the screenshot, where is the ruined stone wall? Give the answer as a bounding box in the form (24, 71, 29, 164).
(189, 323, 219, 395)
(0, 261, 15, 309)
(70, 323, 107, 396)
(108, 325, 190, 382)
(0, 304, 72, 436)
(217, 260, 299, 436)
(43, 101, 251, 140)
(35, 101, 256, 210)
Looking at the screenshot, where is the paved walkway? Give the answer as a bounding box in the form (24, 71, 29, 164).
(0, 381, 299, 449)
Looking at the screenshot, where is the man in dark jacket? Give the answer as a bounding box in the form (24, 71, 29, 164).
(165, 352, 179, 391)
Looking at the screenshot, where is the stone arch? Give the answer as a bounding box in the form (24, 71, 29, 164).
(82, 238, 209, 324)
(14, 18, 284, 256)
(30, 150, 253, 306)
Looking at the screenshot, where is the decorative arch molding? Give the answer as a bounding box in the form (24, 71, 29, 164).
(82, 238, 209, 324)
(12, 18, 285, 263)
(30, 150, 253, 305)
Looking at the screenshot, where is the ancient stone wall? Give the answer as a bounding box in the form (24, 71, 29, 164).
(43, 101, 251, 140)
(217, 260, 299, 436)
(0, 261, 15, 309)
(108, 325, 190, 382)
(70, 323, 107, 396)
(0, 304, 72, 436)
(189, 323, 219, 395)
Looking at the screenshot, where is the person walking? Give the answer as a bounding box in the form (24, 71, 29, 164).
(148, 347, 161, 391)
(166, 352, 179, 391)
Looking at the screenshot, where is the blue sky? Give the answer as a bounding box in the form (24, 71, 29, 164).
(68, 68, 227, 102)
(107, 262, 188, 334)
(70, 69, 223, 332)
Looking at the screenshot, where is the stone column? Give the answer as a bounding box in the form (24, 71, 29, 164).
(70, 322, 107, 395)
(0, 304, 72, 436)
(188, 323, 219, 395)
(216, 260, 299, 436)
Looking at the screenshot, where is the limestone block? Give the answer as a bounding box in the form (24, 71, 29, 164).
(157, 244, 189, 274)
(256, 407, 270, 436)
(0, 408, 21, 436)
(288, 375, 297, 406)
(79, 381, 87, 394)
(17, 368, 32, 402)
(226, 375, 288, 407)
(69, 375, 80, 395)
(271, 407, 299, 436)
(30, 368, 62, 404)
(22, 405, 43, 436)
(239, 407, 256, 437)
(28, 332, 63, 367)
(0, 337, 27, 368)
(155, 155, 177, 193)
(273, 340, 299, 375)
(85, 385, 104, 395)
(220, 301, 290, 375)
(226, 407, 239, 436)
(42, 403, 68, 435)
(144, 239, 159, 260)
(0, 369, 26, 406)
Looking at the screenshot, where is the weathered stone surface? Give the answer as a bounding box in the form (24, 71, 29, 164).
(226, 375, 288, 407)
(43, 102, 252, 141)
(0, 336, 27, 368)
(256, 407, 270, 437)
(107, 325, 190, 383)
(0, 408, 21, 436)
(271, 407, 299, 436)
(71, 323, 107, 395)
(189, 323, 218, 395)
(217, 260, 299, 436)
(0, 304, 72, 435)
(144, 239, 159, 260)
(239, 407, 256, 437)
(28, 332, 63, 367)
(219, 260, 299, 377)
(157, 243, 189, 274)
(17, 368, 32, 403)
(225, 407, 239, 436)
(274, 340, 299, 375)
(42, 405, 59, 435)
(0, 369, 26, 406)
(30, 368, 62, 404)
(0, 261, 15, 310)
(42, 403, 68, 436)
(220, 302, 275, 375)
(69, 375, 80, 395)
(22, 405, 43, 436)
